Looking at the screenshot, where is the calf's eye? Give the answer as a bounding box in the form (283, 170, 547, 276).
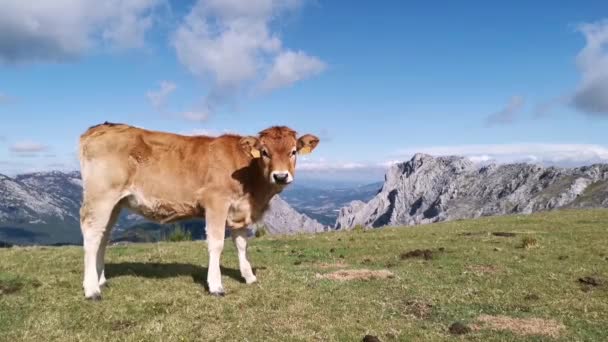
(262, 150, 270, 158)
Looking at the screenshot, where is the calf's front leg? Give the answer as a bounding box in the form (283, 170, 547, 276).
(232, 228, 256, 284)
(205, 204, 229, 296)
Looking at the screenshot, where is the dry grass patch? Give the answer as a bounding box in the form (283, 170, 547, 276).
(473, 314, 565, 338)
(316, 262, 349, 269)
(520, 237, 539, 249)
(404, 300, 434, 319)
(465, 264, 500, 275)
(315, 269, 394, 281)
(317, 262, 346, 269)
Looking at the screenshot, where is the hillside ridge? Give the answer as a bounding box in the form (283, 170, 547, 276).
(336, 153, 608, 229)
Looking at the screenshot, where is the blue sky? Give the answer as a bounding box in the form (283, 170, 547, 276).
(1, 0, 608, 182)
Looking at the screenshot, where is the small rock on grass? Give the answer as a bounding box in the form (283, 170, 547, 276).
(524, 294, 540, 301)
(400, 249, 433, 260)
(449, 322, 471, 335)
(578, 276, 603, 287)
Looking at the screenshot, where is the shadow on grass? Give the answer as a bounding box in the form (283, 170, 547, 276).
(105, 262, 244, 291)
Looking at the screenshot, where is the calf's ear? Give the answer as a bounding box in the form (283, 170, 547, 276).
(240, 136, 261, 158)
(297, 134, 320, 155)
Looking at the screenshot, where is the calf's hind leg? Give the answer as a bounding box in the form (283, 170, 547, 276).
(97, 205, 121, 288)
(205, 203, 229, 296)
(80, 197, 121, 300)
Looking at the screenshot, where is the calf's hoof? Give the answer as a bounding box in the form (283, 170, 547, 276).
(85, 292, 102, 301)
(208, 283, 225, 297)
(245, 275, 257, 284)
(84, 286, 102, 301)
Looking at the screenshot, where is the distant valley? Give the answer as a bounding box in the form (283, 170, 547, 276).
(280, 182, 382, 225)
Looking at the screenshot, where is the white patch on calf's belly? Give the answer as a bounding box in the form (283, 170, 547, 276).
(124, 191, 199, 223)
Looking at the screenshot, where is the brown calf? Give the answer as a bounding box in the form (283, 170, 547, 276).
(78, 123, 319, 299)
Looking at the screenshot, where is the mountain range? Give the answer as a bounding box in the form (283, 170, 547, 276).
(2, 153, 608, 245)
(336, 154, 608, 229)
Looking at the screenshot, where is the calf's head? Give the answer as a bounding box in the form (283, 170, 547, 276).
(240, 126, 319, 186)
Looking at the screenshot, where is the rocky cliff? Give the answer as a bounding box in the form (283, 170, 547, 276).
(335, 154, 608, 229)
(262, 196, 327, 234)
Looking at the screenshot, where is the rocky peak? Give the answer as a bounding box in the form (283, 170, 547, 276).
(336, 154, 608, 230)
(262, 196, 326, 235)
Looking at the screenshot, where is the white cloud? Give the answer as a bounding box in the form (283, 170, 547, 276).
(298, 161, 370, 171)
(293, 144, 608, 180)
(572, 20, 608, 115)
(9, 141, 49, 153)
(172, 0, 324, 116)
(295, 158, 387, 183)
(181, 111, 209, 122)
(533, 95, 570, 118)
(296, 155, 393, 171)
(396, 143, 608, 166)
(292, 143, 608, 182)
(0, 160, 32, 176)
(182, 128, 236, 136)
(185, 128, 220, 136)
(260, 50, 326, 91)
(485, 96, 525, 126)
(0, 0, 164, 64)
(146, 80, 176, 109)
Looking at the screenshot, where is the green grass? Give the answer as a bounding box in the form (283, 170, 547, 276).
(1, 209, 608, 341)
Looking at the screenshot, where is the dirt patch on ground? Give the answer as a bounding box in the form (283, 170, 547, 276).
(459, 231, 517, 238)
(384, 260, 397, 268)
(400, 249, 433, 260)
(524, 293, 540, 301)
(405, 300, 433, 319)
(317, 262, 349, 269)
(466, 264, 500, 275)
(578, 276, 603, 287)
(110, 320, 136, 331)
(459, 231, 487, 237)
(316, 269, 394, 281)
(0, 279, 23, 295)
(473, 315, 565, 338)
(520, 237, 539, 249)
(579, 276, 604, 291)
(492, 232, 517, 237)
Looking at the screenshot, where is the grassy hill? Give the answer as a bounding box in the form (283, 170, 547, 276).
(1, 210, 607, 341)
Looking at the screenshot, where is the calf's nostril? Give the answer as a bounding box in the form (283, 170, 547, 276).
(273, 173, 289, 182)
